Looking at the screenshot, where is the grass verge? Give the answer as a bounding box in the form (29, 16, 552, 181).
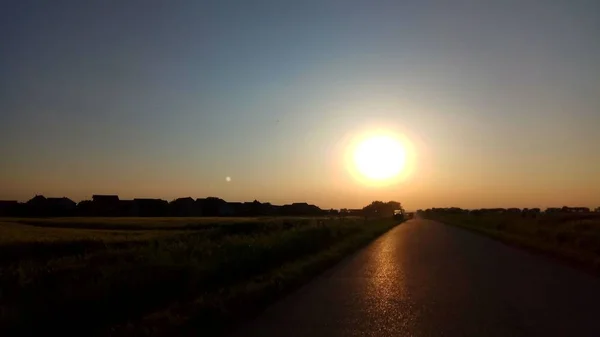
(0, 217, 399, 336)
(110, 219, 398, 336)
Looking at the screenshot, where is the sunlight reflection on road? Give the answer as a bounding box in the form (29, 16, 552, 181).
(359, 225, 418, 336)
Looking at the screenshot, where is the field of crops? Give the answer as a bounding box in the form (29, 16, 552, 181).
(421, 211, 600, 272)
(0, 216, 398, 336)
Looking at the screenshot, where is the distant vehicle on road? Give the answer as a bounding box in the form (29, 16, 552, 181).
(394, 209, 405, 221)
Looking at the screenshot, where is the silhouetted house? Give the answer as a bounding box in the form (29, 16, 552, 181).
(280, 202, 323, 216)
(197, 197, 226, 216)
(76, 200, 93, 216)
(0, 200, 19, 216)
(118, 200, 135, 216)
(26, 195, 48, 216)
(47, 197, 76, 209)
(241, 200, 275, 216)
(46, 197, 76, 216)
(132, 199, 169, 217)
(170, 197, 198, 216)
(245, 200, 261, 216)
(218, 203, 235, 216)
(91, 195, 120, 216)
(228, 202, 249, 216)
(261, 202, 278, 215)
(506, 208, 521, 214)
(27, 195, 46, 206)
(545, 207, 562, 213)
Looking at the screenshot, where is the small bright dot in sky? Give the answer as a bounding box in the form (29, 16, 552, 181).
(226, 176, 231, 182)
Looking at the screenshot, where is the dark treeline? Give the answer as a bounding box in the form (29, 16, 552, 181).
(0, 195, 406, 218)
(417, 206, 599, 217)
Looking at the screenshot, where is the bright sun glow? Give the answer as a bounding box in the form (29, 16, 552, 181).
(353, 135, 407, 181)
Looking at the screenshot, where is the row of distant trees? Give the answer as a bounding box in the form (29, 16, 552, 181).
(417, 206, 600, 217)
(0, 195, 405, 219)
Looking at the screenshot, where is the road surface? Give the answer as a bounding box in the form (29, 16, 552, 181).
(229, 218, 600, 337)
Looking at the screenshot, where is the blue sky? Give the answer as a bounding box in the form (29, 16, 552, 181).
(1, 0, 599, 209)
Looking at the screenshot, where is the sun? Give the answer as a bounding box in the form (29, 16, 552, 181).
(352, 134, 407, 182)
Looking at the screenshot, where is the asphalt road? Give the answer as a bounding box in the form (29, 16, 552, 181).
(229, 218, 600, 337)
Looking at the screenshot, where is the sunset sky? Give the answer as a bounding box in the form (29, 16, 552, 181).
(1, 0, 599, 210)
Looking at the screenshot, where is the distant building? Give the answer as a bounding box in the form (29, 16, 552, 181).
(170, 197, 198, 216)
(91, 195, 121, 216)
(46, 197, 76, 216)
(0, 200, 19, 216)
(132, 198, 169, 217)
(27, 195, 47, 206)
(118, 200, 135, 216)
(25, 195, 48, 216)
(218, 203, 235, 216)
(47, 197, 76, 210)
(10, 194, 337, 218)
(280, 202, 323, 216)
(228, 202, 249, 216)
(197, 197, 227, 216)
(22, 195, 76, 216)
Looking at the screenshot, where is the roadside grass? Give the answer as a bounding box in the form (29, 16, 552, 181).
(0, 216, 398, 336)
(422, 212, 600, 273)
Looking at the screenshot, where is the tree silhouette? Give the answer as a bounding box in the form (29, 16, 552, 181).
(362, 201, 402, 218)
